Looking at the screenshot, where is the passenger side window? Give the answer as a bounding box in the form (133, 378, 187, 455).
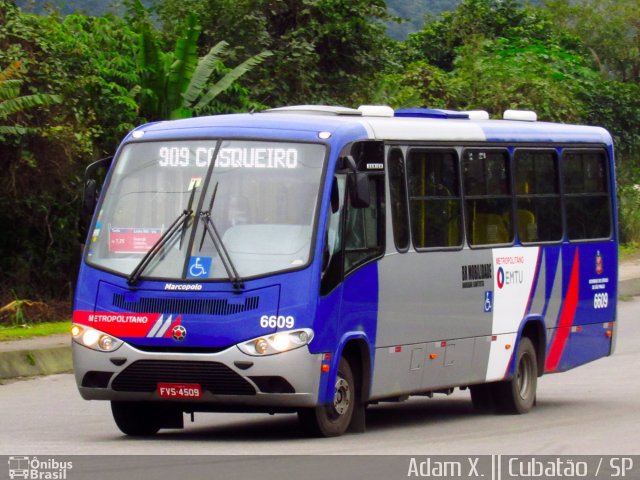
(562, 150, 611, 240)
(514, 150, 562, 243)
(388, 148, 410, 251)
(344, 176, 385, 273)
(407, 149, 462, 249)
(463, 149, 513, 246)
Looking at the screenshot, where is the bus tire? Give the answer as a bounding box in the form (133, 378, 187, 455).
(111, 401, 161, 436)
(494, 337, 537, 414)
(470, 383, 497, 413)
(298, 357, 355, 437)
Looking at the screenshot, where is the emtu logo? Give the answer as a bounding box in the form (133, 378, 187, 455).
(497, 267, 505, 289)
(496, 266, 524, 289)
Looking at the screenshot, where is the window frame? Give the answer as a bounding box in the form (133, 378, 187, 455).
(560, 147, 613, 243)
(461, 147, 515, 249)
(512, 147, 564, 246)
(405, 147, 464, 252)
(386, 147, 411, 253)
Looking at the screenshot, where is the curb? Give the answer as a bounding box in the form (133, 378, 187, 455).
(0, 346, 72, 380)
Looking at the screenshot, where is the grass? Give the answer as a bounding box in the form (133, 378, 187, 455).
(620, 242, 640, 262)
(0, 321, 70, 342)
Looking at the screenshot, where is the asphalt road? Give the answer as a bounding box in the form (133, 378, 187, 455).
(1, 298, 639, 457)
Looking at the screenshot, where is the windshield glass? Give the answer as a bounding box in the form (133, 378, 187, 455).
(87, 139, 326, 281)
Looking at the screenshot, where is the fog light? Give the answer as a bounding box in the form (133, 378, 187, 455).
(298, 331, 309, 343)
(255, 338, 268, 354)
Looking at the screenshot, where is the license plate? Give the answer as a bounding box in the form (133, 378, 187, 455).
(157, 383, 202, 399)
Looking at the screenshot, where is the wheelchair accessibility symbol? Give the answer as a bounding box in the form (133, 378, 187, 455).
(187, 256, 212, 278)
(484, 291, 493, 313)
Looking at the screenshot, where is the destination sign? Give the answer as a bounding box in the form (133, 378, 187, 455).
(158, 146, 299, 169)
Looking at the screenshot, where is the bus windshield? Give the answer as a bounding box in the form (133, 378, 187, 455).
(86, 139, 326, 281)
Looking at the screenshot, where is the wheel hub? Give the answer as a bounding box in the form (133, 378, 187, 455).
(517, 352, 534, 400)
(333, 377, 351, 415)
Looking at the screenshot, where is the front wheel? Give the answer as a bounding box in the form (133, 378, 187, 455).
(494, 337, 538, 414)
(298, 357, 356, 437)
(111, 401, 162, 436)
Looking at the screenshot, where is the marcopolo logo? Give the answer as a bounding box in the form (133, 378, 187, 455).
(8, 456, 73, 480)
(164, 283, 203, 291)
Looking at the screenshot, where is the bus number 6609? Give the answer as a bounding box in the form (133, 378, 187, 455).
(593, 292, 608, 309)
(260, 315, 295, 329)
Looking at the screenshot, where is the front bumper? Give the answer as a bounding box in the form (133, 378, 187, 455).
(73, 340, 323, 409)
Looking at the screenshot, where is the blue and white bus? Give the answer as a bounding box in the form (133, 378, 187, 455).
(72, 105, 617, 437)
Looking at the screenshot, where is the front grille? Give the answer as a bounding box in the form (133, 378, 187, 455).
(112, 294, 259, 316)
(111, 360, 256, 395)
(129, 344, 230, 354)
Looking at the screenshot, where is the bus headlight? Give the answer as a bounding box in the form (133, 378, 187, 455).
(237, 329, 314, 356)
(71, 324, 123, 352)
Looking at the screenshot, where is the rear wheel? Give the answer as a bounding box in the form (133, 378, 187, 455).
(470, 383, 497, 413)
(298, 357, 355, 437)
(111, 401, 162, 436)
(494, 337, 538, 414)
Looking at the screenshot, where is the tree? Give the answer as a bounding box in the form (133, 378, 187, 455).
(446, 36, 598, 122)
(0, 61, 61, 136)
(154, 0, 393, 106)
(544, 0, 640, 83)
(404, 0, 557, 71)
(0, 1, 141, 300)
(131, 3, 272, 120)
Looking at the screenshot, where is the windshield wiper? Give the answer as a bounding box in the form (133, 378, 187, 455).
(127, 187, 197, 286)
(198, 182, 244, 291)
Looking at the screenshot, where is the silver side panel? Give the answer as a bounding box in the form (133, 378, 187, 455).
(372, 241, 544, 398)
(376, 250, 494, 345)
(372, 249, 495, 398)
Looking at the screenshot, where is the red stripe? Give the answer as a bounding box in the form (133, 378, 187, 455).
(163, 316, 182, 338)
(545, 250, 580, 372)
(73, 310, 162, 338)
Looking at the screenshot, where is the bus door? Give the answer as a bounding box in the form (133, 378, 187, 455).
(316, 142, 385, 403)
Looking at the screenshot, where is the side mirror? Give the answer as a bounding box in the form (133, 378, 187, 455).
(82, 157, 112, 216)
(79, 156, 112, 240)
(83, 179, 98, 216)
(348, 172, 370, 208)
